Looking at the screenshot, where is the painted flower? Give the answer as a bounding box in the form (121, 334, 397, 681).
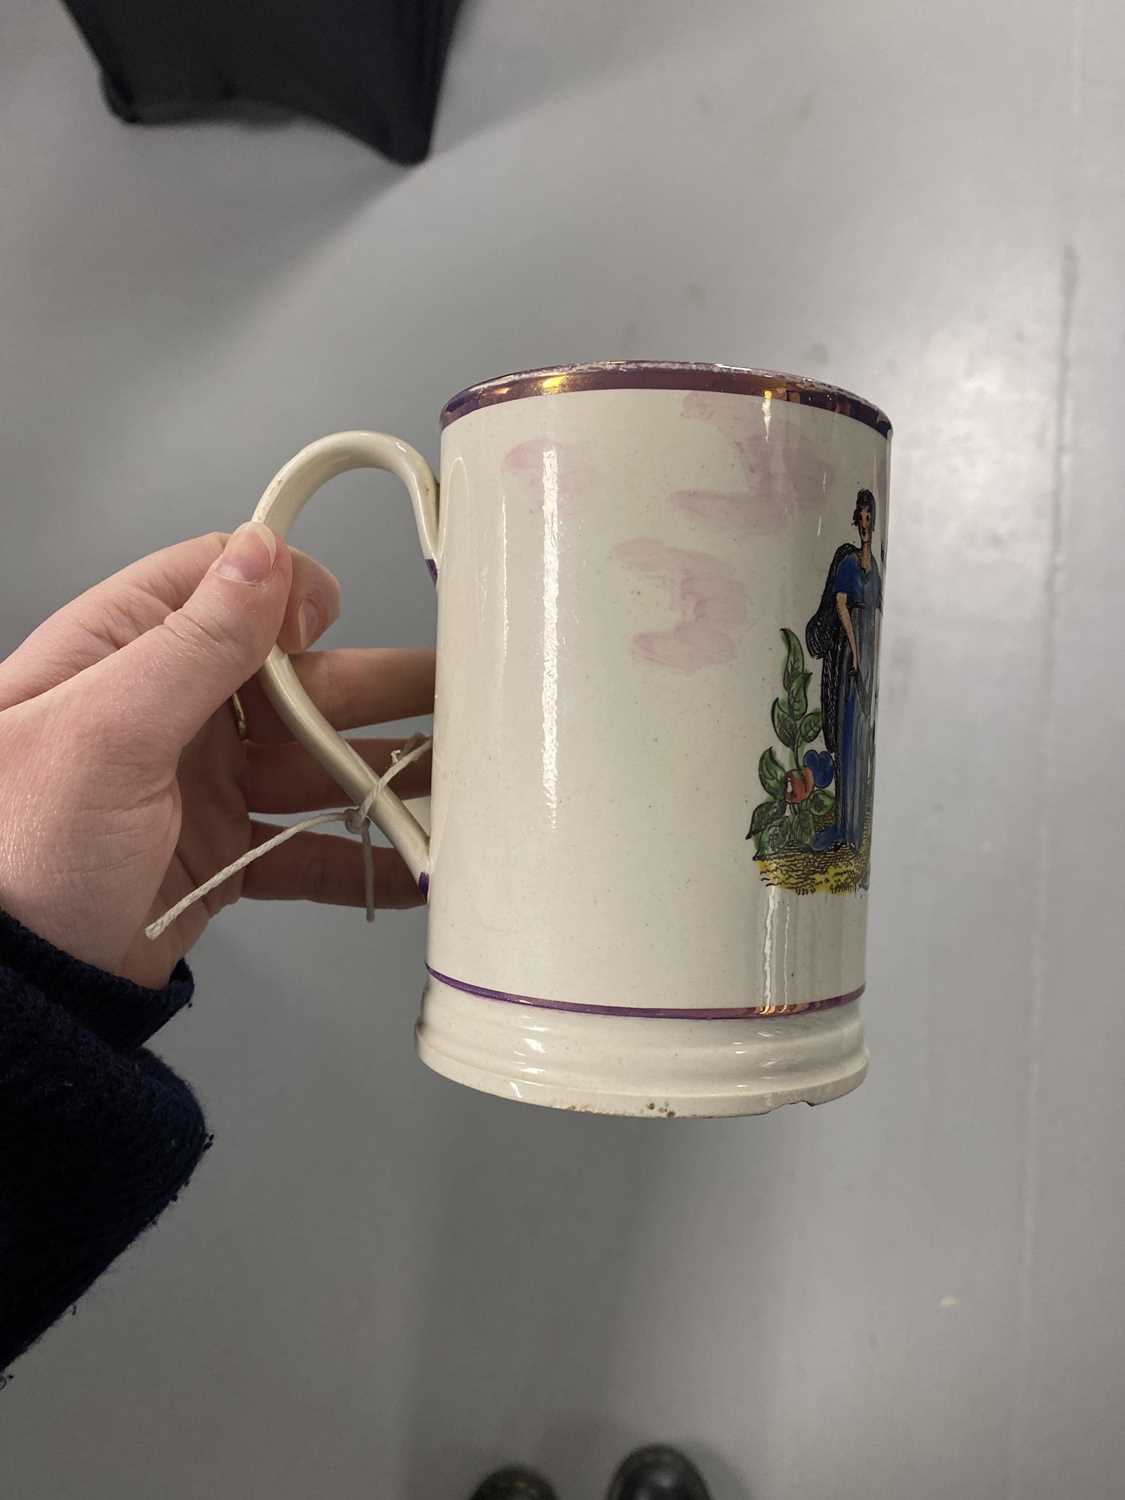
(803, 748, 834, 789)
(786, 768, 814, 803)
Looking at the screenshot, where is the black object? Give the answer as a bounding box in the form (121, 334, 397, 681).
(60, 0, 465, 164)
(469, 1468, 559, 1500)
(0, 909, 208, 1368)
(606, 1446, 713, 1500)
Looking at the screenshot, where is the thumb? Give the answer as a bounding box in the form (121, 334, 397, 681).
(92, 522, 293, 752)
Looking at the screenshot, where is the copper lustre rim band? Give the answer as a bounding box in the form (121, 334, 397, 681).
(440, 361, 892, 437)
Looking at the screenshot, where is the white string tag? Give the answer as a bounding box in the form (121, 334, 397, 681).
(145, 734, 432, 942)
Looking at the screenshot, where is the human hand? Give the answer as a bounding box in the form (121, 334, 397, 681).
(0, 527, 433, 988)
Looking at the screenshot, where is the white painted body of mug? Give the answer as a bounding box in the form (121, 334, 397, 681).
(252, 362, 891, 1117)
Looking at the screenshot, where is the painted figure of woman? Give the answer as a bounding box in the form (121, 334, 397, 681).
(805, 488, 882, 852)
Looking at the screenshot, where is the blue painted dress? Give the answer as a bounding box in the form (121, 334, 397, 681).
(808, 549, 881, 851)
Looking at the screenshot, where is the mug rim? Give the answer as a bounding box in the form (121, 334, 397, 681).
(440, 360, 892, 437)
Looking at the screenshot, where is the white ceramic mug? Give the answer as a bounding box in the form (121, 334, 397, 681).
(251, 362, 891, 1117)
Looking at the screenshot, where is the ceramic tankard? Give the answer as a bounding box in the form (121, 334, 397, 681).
(250, 362, 891, 1117)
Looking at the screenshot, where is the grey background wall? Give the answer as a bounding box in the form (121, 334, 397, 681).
(2, 1, 1123, 1496)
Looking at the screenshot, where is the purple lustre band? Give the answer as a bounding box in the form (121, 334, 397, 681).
(425, 965, 863, 1020)
(440, 361, 891, 438)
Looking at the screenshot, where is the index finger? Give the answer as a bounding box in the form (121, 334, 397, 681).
(0, 534, 340, 712)
(236, 646, 436, 741)
(0, 534, 226, 709)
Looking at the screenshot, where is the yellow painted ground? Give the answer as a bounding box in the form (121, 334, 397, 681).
(755, 813, 873, 894)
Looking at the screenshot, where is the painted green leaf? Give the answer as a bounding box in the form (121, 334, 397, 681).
(760, 818, 792, 855)
(780, 628, 805, 691)
(787, 669, 811, 719)
(772, 697, 798, 749)
(748, 798, 786, 839)
(808, 788, 835, 818)
(791, 805, 815, 846)
(798, 708, 823, 744)
(758, 747, 787, 798)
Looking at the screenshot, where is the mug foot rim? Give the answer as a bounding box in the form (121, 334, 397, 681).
(415, 977, 867, 1118)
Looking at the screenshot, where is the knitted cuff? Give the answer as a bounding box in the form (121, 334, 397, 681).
(0, 909, 194, 1051)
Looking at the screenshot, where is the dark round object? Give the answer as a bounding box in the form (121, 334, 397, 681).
(468, 1465, 559, 1500)
(606, 1445, 713, 1500)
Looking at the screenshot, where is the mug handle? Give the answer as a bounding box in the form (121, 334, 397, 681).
(250, 431, 438, 890)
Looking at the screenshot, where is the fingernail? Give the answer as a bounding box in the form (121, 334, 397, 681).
(216, 522, 278, 584)
(297, 599, 321, 650)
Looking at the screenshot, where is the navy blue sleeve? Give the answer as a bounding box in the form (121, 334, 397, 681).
(0, 910, 194, 1049)
(0, 911, 209, 1370)
(833, 552, 863, 603)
